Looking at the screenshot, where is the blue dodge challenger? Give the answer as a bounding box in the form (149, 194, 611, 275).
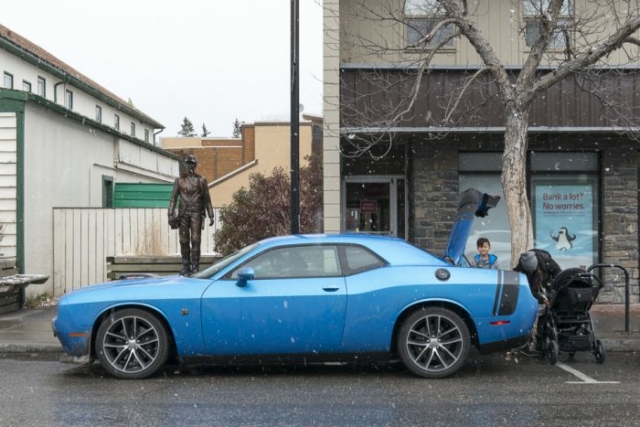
(53, 189, 538, 379)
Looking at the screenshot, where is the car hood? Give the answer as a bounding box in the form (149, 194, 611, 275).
(444, 188, 501, 265)
(66, 275, 185, 294)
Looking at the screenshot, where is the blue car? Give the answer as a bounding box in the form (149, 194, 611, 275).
(52, 189, 538, 379)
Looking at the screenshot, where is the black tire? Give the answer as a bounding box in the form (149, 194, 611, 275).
(96, 308, 170, 379)
(397, 307, 470, 379)
(546, 339, 559, 365)
(594, 339, 606, 364)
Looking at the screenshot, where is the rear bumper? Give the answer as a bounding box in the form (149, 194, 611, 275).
(477, 333, 531, 354)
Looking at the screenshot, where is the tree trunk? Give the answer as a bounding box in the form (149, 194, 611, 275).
(501, 107, 534, 268)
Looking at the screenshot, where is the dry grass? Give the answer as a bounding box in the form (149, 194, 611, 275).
(25, 293, 58, 308)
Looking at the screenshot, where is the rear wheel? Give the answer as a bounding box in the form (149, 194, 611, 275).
(546, 339, 559, 365)
(594, 339, 605, 364)
(96, 308, 170, 379)
(397, 307, 470, 379)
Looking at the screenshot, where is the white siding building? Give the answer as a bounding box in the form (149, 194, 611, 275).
(0, 24, 179, 298)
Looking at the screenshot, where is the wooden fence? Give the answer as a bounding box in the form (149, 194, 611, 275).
(106, 255, 221, 280)
(52, 208, 221, 296)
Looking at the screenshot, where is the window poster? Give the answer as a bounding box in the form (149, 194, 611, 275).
(533, 179, 597, 270)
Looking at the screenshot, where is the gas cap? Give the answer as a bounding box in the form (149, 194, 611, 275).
(435, 269, 450, 281)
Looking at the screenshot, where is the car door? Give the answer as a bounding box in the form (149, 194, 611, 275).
(201, 244, 347, 355)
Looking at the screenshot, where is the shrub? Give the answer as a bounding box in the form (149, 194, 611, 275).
(214, 154, 323, 255)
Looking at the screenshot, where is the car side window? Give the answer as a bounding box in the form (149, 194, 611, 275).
(340, 245, 387, 275)
(230, 245, 342, 279)
(231, 249, 290, 279)
(298, 246, 341, 277)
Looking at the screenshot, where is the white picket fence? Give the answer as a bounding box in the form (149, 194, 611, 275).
(52, 208, 221, 295)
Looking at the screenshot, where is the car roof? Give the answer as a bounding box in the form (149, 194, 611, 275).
(255, 233, 446, 266)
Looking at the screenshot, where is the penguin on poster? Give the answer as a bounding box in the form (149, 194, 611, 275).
(550, 227, 576, 251)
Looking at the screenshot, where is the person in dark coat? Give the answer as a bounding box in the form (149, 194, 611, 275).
(168, 155, 214, 276)
(515, 249, 562, 307)
(513, 249, 562, 357)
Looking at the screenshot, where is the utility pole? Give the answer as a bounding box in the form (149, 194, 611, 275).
(290, 0, 300, 234)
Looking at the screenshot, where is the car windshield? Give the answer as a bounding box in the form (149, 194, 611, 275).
(191, 243, 259, 279)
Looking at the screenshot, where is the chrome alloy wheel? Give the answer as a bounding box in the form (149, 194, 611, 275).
(398, 307, 470, 378)
(96, 309, 169, 379)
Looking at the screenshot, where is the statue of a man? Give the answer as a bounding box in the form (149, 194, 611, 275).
(168, 155, 214, 276)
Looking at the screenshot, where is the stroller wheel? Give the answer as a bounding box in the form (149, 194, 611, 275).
(594, 340, 605, 364)
(546, 339, 559, 365)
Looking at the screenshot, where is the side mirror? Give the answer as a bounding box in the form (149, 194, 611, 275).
(236, 267, 255, 288)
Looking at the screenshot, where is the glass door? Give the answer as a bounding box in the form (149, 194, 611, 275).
(343, 176, 406, 238)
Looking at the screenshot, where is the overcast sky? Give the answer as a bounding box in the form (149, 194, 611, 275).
(3, 0, 323, 137)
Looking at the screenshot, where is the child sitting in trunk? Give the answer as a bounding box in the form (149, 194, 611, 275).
(471, 237, 498, 269)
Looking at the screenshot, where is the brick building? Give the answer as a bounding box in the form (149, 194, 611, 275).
(162, 115, 322, 209)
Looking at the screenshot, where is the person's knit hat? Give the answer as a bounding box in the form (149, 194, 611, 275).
(519, 251, 538, 273)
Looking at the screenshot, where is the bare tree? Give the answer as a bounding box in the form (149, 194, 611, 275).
(339, 0, 640, 264)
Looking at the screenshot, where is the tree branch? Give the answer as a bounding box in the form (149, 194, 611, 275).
(524, 15, 640, 105)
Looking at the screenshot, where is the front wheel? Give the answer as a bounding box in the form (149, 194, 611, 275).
(397, 307, 470, 379)
(96, 308, 170, 379)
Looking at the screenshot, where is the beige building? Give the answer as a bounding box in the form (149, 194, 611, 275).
(162, 116, 322, 209)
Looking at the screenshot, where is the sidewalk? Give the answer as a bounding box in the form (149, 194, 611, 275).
(0, 303, 638, 354)
(0, 305, 61, 353)
(589, 303, 640, 352)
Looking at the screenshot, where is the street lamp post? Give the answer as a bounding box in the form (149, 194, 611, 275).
(290, 0, 300, 235)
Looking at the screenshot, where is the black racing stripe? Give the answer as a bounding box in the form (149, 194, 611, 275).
(492, 271, 503, 316)
(498, 271, 521, 316)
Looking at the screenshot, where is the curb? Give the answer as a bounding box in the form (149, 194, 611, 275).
(0, 343, 62, 353)
(0, 341, 637, 355)
(601, 338, 640, 353)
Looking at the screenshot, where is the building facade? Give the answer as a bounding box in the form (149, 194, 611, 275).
(323, 1, 640, 303)
(162, 116, 322, 209)
(0, 24, 179, 298)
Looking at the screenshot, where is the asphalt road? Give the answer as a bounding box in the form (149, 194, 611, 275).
(0, 351, 639, 427)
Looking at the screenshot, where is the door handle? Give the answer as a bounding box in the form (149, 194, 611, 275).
(322, 286, 340, 292)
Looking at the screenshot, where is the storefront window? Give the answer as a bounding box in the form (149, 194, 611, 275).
(531, 152, 599, 270)
(459, 151, 599, 270)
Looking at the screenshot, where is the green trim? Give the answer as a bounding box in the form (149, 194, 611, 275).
(0, 89, 179, 160)
(114, 183, 173, 208)
(0, 95, 25, 272)
(37, 76, 46, 98)
(102, 175, 114, 208)
(3, 71, 14, 89)
(0, 37, 164, 128)
(16, 109, 24, 274)
(0, 92, 26, 110)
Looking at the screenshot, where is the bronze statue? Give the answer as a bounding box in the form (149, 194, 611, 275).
(168, 155, 214, 276)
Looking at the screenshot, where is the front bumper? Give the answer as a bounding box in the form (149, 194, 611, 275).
(51, 315, 91, 361)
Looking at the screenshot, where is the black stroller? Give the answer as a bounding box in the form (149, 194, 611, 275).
(537, 265, 610, 364)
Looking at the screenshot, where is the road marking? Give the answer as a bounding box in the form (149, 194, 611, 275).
(555, 361, 619, 384)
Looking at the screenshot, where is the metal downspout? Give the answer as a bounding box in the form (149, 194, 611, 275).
(154, 128, 164, 147)
(53, 76, 68, 104)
